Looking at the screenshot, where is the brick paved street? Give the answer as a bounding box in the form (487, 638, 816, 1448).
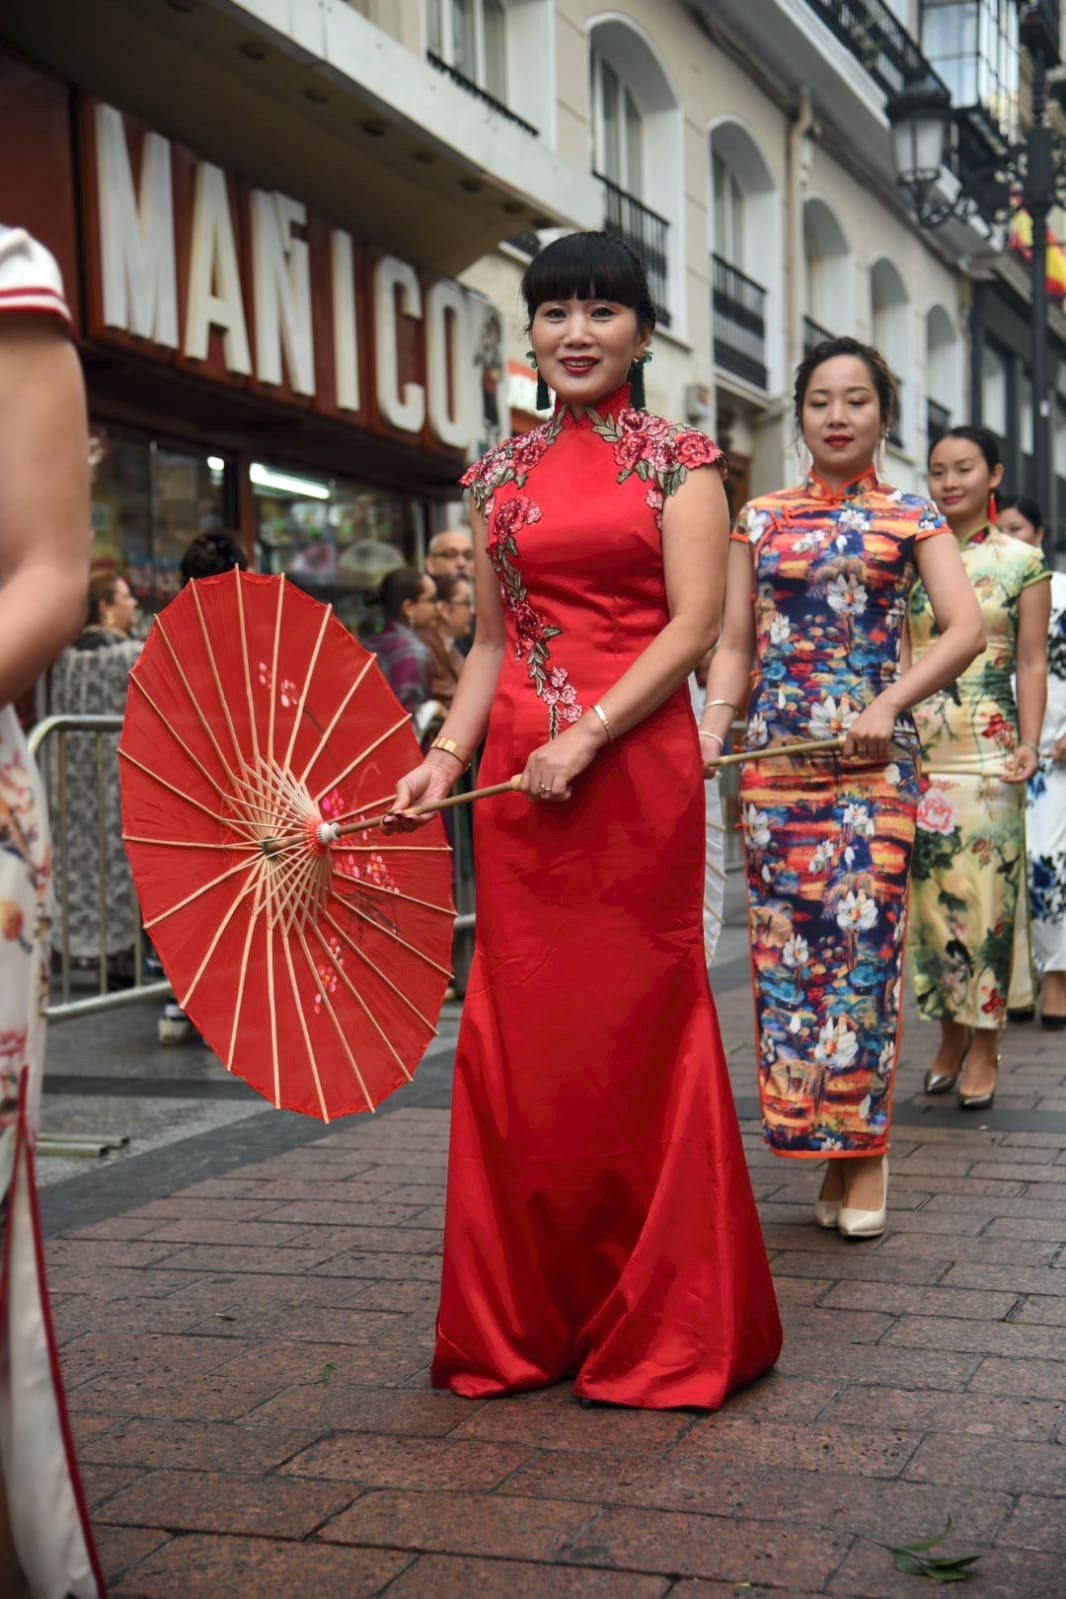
(41, 968, 1066, 1599)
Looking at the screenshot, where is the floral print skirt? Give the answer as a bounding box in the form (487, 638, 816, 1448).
(1029, 761, 1066, 974)
(741, 750, 919, 1158)
(909, 774, 1028, 1028)
(0, 707, 101, 1597)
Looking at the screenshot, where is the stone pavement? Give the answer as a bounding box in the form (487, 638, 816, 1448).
(42, 975, 1066, 1599)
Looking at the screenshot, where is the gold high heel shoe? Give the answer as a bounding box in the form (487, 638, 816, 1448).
(957, 1049, 999, 1111)
(924, 1033, 971, 1095)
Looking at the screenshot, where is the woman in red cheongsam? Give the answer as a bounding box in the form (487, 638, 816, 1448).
(388, 232, 781, 1410)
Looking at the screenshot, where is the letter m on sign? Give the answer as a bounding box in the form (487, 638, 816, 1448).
(96, 103, 179, 348)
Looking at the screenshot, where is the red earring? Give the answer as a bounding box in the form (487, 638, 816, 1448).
(988, 491, 998, 524)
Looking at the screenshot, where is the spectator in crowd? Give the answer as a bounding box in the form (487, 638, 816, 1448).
(373, 566, 436, 716)
(157, 530, 249, 1044)
(419, 571, 473, 717)
(425, 527, 474, 585)
(50, 571, 143, 979)
(180, 528, 250, 584)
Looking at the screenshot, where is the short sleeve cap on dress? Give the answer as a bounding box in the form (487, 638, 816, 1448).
(1021, 542, 1053, 591)
(0, 225, 72, 326)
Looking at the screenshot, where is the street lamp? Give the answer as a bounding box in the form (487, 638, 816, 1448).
(886, 4, 1063, 520)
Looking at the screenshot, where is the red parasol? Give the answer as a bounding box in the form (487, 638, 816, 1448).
(119, 570, 455, 1121)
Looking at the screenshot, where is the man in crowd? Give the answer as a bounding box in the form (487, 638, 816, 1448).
(425, 527, 473, 586)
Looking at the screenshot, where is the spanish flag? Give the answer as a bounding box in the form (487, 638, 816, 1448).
(1010, 207, 1066, 299)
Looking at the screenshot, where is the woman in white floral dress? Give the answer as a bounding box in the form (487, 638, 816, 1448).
(997, 495, 1066, 1028)
(0, 226, 99, 1597)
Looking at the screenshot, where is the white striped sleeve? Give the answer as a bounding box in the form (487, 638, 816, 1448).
(0, 225, 71, 327)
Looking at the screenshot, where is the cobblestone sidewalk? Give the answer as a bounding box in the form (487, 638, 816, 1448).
(44, 988, 1066, 1599)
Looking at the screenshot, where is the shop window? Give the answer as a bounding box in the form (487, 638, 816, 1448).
(252, 461, 424, 642)
(89, 429, 227, 613)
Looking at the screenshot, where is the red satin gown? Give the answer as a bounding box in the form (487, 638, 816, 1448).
(431, 385, 782, 1408)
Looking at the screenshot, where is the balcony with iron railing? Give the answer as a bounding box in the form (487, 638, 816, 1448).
(597, 174, 672, 328)
(803, 316, 834, 354)
(426, 52, 539, 135)
(803, 0, 943, 100)
(888, 373, 904, 448)
(712, 255, 768, 391)
(927, 397, 952, 444)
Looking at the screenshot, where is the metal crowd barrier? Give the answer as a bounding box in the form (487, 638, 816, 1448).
(29, 713, 170, 1024)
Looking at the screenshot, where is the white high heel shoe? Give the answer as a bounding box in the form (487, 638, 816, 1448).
(838, 1158, 888, 1239)
(814, 1164, 844, 1229)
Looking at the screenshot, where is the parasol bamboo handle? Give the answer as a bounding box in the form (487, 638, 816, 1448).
(324, 775, 524, 839)
(322, 738, 857, 842)
(711, 736, 845, 768)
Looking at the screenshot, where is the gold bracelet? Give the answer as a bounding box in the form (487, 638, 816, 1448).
(706, 698, 737, 712)
(699, 729, 725, 748)
(591, 702, 614, 742)
(430, 736, 471, 771)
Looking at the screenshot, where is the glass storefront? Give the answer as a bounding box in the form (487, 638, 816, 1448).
(89, 427, 228, 612)
(88, 429, 430, 644)
(252, 462, 424, 642)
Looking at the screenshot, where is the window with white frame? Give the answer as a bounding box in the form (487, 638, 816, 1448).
(921, 0, 1020, 139)
(590, 49, 643, 198)
(982, 340, 1009, 438)
(427, 0, 507, 102)
(713, 152, 745, 273)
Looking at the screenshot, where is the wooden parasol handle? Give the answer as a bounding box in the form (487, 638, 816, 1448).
(325, 775, 524, 839)
(322, 738, 856, 841)
(711, 736, 845, 768)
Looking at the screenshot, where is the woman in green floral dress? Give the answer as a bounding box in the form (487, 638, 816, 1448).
(909, 427, 1051, 1106)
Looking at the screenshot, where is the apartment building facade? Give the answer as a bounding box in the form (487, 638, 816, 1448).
(3, 0, 1064, 586)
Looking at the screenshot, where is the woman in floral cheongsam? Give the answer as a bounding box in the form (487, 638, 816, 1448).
(997, 496, 1066, 1030)
(908, 432, 1051, 1106)
(702, 338, 983, 1238)
(0, 227, 100, 1596)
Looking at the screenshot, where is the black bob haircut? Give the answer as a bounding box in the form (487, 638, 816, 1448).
(998, 492, 1044, 530)
(521, 231, 656, 334)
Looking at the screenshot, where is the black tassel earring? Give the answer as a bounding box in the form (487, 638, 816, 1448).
(528, 347, 550, 412)
(628, 356, 647, 410)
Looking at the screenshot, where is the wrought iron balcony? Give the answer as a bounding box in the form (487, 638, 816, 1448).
(888, 373, 904, 448)
(804, 0, 942, 100)
(803, 316, 835, 353)
(597, 174, 672, 328)
(927, 398, 952, 444)
(426, 53, 539, 136)
(712, 255, 768, 391)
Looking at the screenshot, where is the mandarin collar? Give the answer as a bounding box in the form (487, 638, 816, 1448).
(959, 522, 993, 549)
(556, 381, 632, 430)
(804, 464, 880, 503)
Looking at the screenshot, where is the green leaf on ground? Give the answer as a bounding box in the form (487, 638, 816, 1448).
(315, 1361, 337, 1387)
(881, 1519, 982, 1584)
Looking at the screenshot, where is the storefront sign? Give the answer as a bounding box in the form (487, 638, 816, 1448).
(79, 99, 493, 456)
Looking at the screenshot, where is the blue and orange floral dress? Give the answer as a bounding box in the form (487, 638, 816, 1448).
(733, 467, 947, 1158)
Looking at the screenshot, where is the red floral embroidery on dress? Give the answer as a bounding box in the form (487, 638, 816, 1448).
(590, 410, 725, 529)
(461, 413, 582, 738)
